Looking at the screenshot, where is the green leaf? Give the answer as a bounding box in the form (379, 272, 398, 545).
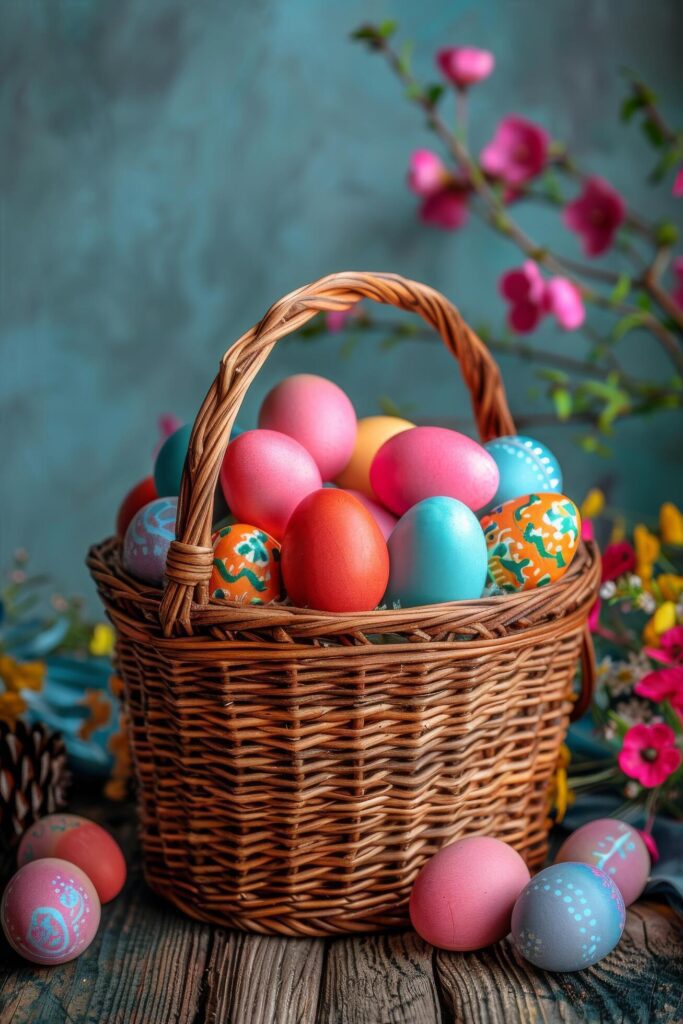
(551, 386, 573, 421)
(350, 24, 379, 42)
(610, 273, 632, 305)
(620, 93, 644, 122)
(597, 395, 630, 434)
(541, 170, 564, 203)
(425, 83, 445, 107)
(340, 335, 359, 360)
(577, 434, 613, 457)
(537, 368, 569, 384)
(397, 39, 413, 76)
(642, 117, 665, 148)
(378, 19, 397, 38)
(656, 221, 679, 246)
(405, 83, 424, 102)
(378, 395, 404, 417)
(635, 292, 652, 311)
(612, 310, 649, 340)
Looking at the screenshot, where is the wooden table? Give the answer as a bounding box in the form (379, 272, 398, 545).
(1, 791, 682, 1024)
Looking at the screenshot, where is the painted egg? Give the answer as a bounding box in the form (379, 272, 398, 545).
(341, 489, 397, 540)
(480, 492, 581, 592)
(370, 426, 499, 516)
(281, 489, 389, 612)
(385, 497, 487, 607)
(1, 858, 101, 965)
(17, 814, 126, 904)
(211, 523, 282, 604)
(122, 497, 177, 585)
(484, 435, 563, 511)
(258, 374, 357, 481)
(409, 837, 530, 951)
(221, 430, 322, 539)
(335, 415, 415, 497)
(154, 422, 245, 497)
(511, 862, 625, 972)
(116, 476, 158, 538)
(555, 819, 650, 906)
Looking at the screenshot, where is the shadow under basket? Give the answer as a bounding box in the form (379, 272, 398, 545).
(88, 271, 601, 937)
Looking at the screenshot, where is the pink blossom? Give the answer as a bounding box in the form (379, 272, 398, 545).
(436, 47, 495, 89)
(326, 304, 361, 333)
(618, 722, 681, 788)
(420, 186, 469, 230)
(672, 257, 683, 312)
(635, 666, 683, 715)
(563, 177, 626, 257)
(543, 277, 586, 330)
(499, 261, 546, 333)
(646, 625, 683, 666)
(601, 541, 636, 582)
(480, 116, 549, 186)
(673, 168, 683, 198)
(407, 149, 449, 196)
(638, 830, 659, 864)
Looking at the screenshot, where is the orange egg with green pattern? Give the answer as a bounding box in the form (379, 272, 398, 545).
(479, 493, 581, 592)
(210, 523, 282, 604)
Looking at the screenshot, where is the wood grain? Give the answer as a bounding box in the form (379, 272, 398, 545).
(316, 932, 441, 1024)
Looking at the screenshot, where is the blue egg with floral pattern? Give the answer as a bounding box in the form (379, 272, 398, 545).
(511, 862, 625, 972)
(483, 435, 563, 513)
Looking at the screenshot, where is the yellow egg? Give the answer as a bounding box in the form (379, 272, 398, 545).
(479, 492, 581, 592)
(335, 415, 415, 498)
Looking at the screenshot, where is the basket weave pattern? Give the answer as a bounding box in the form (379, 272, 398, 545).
(88, 272, 600, 936)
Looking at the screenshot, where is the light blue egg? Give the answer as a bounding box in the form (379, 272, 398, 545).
(511, 862, 625, 972)
(483, 435, 563, 513)
(385, 496, 487, 607)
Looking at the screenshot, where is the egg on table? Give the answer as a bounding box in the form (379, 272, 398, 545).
(483, 435, 563, 511)
(385, 497, 487, 607)
(281, 488, 389, 612)
(17, 813, 126, 904)
(1, 859, 101, 965)
(220, 430, 322, 539)
(480, 492, 581, 592)
(511, 862, 625, 972)
(370, 426, 499, 516)
(335, 415, 415, 497)
(258, 374, 357, 481)
(122, 496, 178, 585)
(211, 523, 282, 604)
(554, 818, 650, 906)
(409, 836, 531, 951)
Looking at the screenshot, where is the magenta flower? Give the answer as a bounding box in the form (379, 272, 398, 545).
(618, 723, 681, 788)
(407, 149, 449, 196)
(326, 305, 361, 333)
(563, 177, 626, 257)
(635, 666, 683, 716)
(639, 830, 659, 864)
(499, 261, 546, 332)
(420, 186, 469, 230)
(673, 168, 683, 198)
(543, 277, 586, 330)
(436, 47, 495, 89)
(646, 625, 683, 667)
(601, 541, 636, 582)
(481, 116, 549, 186)
(672, 257, 683, 312)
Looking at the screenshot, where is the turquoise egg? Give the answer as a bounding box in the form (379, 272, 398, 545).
(484, 435, 562, 512)
(385, 496, 487, 607)
(154, 423, 245, 497)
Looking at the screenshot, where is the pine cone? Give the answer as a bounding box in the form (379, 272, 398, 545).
(0, 720, 70, 846)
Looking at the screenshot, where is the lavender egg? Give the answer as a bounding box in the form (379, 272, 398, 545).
(122, 496, 178, 585)
(511, 862, 625, 972)
(555, 818, 650, 906)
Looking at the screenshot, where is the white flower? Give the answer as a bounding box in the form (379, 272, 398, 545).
(628, 574, 642, 589)
(636, 592, 657, 614)
(600, 581, 617, 599)
(624, 781, 640, 799)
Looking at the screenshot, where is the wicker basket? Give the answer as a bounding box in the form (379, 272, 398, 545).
(88, 271, 600, 936)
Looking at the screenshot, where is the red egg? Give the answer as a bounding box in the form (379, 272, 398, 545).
(18, 814, 126, 904)
(116, 476, 157, 538)
(281, 489, 389, 612)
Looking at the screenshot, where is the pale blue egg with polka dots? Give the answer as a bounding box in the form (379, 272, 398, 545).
(482, 435, 563, 514)
(511, 862, 625, 972)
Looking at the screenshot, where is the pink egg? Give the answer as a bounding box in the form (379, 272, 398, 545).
(1, 858, 101, 965)
(18, 814, 127, 904)
(220, 430, 322, 539)
(370, 427, 499, 516)
(409, 836, 530, 951)
(554, 818, 650, 906)
(258, 374, 357, 480)
(341, 489, 398, 540)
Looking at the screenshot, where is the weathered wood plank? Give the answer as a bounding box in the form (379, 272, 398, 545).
(435, 903, 683, 1024)
(317, 932, 441, 1024)
(204, 930, 324, 1024)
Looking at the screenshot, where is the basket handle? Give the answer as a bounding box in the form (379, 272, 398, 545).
(159, 271, 516, 634)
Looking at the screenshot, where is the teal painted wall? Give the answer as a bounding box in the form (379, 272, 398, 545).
(1, 0, 682, 605)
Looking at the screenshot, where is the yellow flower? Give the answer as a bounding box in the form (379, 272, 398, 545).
(656, 574, 683, 602)
(89, 623, 115, 658)
(660, 503, 683, 546)
(0, 691, 27, 725)
(580, 489, 605, 520)
(610, 517, 626, 544)
(642, 601, 677, 647)
(634, 524, 660, 587)
(0, 655, 45, 694)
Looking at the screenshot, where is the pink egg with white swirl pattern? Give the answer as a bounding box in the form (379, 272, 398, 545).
(554, 818, 650, 906)
(1, 858, 101, 965)
(122, 496, 178, 585)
